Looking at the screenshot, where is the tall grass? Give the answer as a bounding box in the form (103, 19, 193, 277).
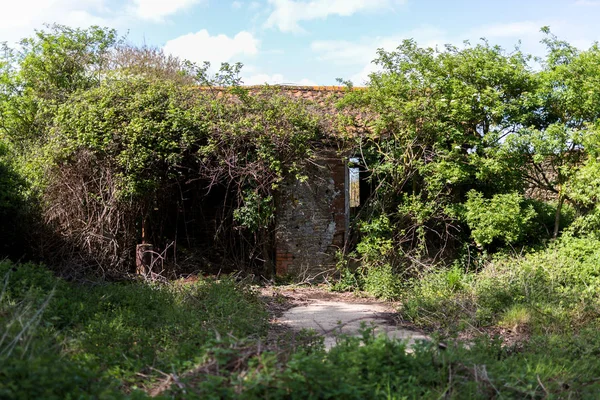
(0, 261, 268, 399)
(402, 235, 600, 334)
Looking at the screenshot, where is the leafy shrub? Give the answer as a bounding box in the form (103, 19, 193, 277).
(355, 215, 394, 265)
(464, 191, 537, 247)
(402, 266, 475, 331)
(171, 329, 441, 399)
(331, 267, 362, 293)
(168, 326, 600, 399)
(363, 264, 402, 300)
(0, 141, 28, 258)
(403, 235, 600, 333)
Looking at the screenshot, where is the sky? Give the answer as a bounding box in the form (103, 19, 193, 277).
(1, 0, 599, 86)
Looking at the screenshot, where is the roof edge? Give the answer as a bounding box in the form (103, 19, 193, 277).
(197, 85, 366, 91)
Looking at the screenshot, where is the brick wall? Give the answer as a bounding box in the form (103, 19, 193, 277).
(275, 150, 348, 277)
(198, 85, 367, 277)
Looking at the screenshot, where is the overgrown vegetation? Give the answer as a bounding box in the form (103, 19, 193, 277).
(336, 30, 600, 300)
(0, 260, 268, 399)
(165, 327, 600, 399)
(1, 24, 328, 276)
(3, 22, 600, 398)
(5, 260, 600, 399)
(403, 235, 600, 333)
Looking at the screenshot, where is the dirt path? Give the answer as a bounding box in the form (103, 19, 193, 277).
(262, 287, 430, 350)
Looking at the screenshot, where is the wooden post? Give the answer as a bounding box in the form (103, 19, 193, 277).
(136, 243, 153, 275)
(136, 216, 153, 275)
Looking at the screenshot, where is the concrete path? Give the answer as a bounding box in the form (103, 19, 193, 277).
(279, 300, 430, 349)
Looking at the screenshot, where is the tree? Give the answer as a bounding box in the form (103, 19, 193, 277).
(341, 39, 535, 264)
(0, 25, 119, 148)
(505, 29, 600, 237)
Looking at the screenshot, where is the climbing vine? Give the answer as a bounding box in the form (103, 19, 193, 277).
(1, 25, 329, 276)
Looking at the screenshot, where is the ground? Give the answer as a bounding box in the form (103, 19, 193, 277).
(260, 286, 430, 350)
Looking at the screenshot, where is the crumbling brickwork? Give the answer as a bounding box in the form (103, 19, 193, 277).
(275, 150, 348, 277)
(200, 85, 369, 277)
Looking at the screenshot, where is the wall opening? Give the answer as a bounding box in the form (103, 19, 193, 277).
(345, 155, 375, 251)
(349, 157, 361, 209)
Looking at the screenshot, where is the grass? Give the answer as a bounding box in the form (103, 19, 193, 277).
(401, 235, 600, 336)
(161, 326, 600, 399)
(161, 230, 600, 399)
(5, 237, 600, 399)
(0, 261, 269, 399)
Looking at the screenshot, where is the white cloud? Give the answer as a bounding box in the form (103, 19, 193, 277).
(312, 20, 600, 85)
(244, 73, 285, 84)
(0, 0, 117, 45)
(163, 30, 260, 67)
(0, 0, 209, 45)
(310, 23, 536, 85)
(466, 20, 599, 58)
(243, 73, 317, 85)
(265, 0, 405, 33)
(232, 1, 243, 9)
(311, 26, 447, 66)
(297, 77, 318, 85)
(349, 63, 379, 86)
(130, 0, 204, 21)
(311, 26, 449, 84)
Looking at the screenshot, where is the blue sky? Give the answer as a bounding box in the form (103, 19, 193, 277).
(2, 0, 599, 85)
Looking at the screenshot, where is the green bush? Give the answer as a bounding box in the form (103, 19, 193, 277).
(363, 264, 402, 300)
(464, 191, 537, 247)
(0, 141, 28, 258)
(167, 327, 600, 399)
(331, 267, 362, 293)
(171, 329, 442, 399)
(402, 235, 600, 333)
(402, 266, 475, 331)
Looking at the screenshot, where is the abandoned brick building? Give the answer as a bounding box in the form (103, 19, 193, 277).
(134, 86, 368, 278)
(268, 86, 367, 277)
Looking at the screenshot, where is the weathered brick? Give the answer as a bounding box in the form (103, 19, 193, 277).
(275, 150, 348, 277)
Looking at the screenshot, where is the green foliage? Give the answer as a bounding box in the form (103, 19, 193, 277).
(44, 79, 323, 271)
(233, 190, 275, 232)
(167, 326, 600, 399)
(341, 37, 537, 269)
(355, 215, 394, 264)
(403, 235, 600, 334)
(171, 329, 441, 399)
(363, 264, 402, 300)
(464, 191, 536, 247)
(0, 141, 28, 257)
(5, 21, 600, 399)
(18, 24, 118, 99)
(338, 29, 600, 305)
(6, 258, 600, 399)
(52, 78, 205, 199)
(1, 24, 327, 272)
(0, 25, 120, 148)
(402, 266, 473, 331)
(331, 267, 362, 293)
(0, 261, 268, 398)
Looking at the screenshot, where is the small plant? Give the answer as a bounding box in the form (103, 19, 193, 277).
(363, 264, 402, 300)
(498, 304, 532, 333)
(331, 267, 362, 293)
